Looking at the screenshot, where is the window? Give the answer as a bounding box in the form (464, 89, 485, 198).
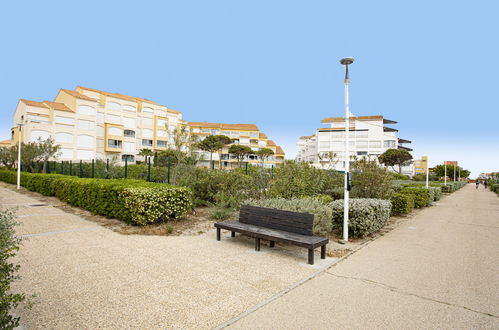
(142, 106, 154, 113)
(331, 141, 344, 149)
(77, 135, 95, 148)
(191, 128, 200, 133)
(239, 138, 250, 145)
(142, 139, 153, 147)
(258, 140, 267, 147)
(156, 140, 167, 147)
(370, 140, 382, 148)
(77, 105, 96, 116)
(142, 128, 153, 138)
(319, 141, 330, 149)
(211, 129, 220, 135)
(59, 148, 74, 159)
(356, 130, 368, 138)
(357, 140, 368, 148)
(107, 102, 121, 111)
(201, 128, 211, 134)
(123, 105, 136, 112)
(250, 132, 259, 137)
(97, 113, 104, 123)
(108, 139, 122, 148)
(157, 119, 167, 127)
(121, 154, 135, 162)
(106, 114, 121, 123)
(331, 131, 345, 139)
(384, 140, 396, 148)
(55, 132, 73, 144)
(27, 114, 49, 123)
(357, 151, 368, 156)
(123, 117, 136, 128)
(78, 119, 94, 130)
(123, 141, 135, 153)
(108, 127, 123, 136)
(30, 130, 51, 142)
(157, 130, 167, 138)
(156, 110, 166, 117)
(142, 117, 153, 126)
(55, 116, 75, 126)
(124, 129, 135, 138)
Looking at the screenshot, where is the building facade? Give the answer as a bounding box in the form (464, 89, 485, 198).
(296, 115, 413, 175)
(8, 86, 285, 166)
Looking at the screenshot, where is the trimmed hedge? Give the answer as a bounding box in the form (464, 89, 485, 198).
(401, 187, 430, 208)
(390, 193, 414, 216)
(429, 186, 442, 201)
(0, 170, 192, 225)
(331, 199, 392, 238)
(244, 197, 332, 235)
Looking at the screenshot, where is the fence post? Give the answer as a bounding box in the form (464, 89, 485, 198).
(167, 157, 171, 184)
(147, 157, 151, 182)
(125, 158, 128, 179)
(79, 160, 83, 177)
(91, 159, 95, 178)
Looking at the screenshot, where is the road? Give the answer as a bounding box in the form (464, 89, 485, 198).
(229, 184, 499, 329)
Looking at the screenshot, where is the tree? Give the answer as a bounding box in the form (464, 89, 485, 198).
(166, 126, 200, 184)
(196, 135, 231, 169)
(228, 145, 253, 168)
(0, 147, 17, 170)
(255, 148, 274, 167)
(3, 137, 61, 173)
(138, 148, 154, 163)
(432, 164, 470, 179)
(378, 148, 413, 174)
(317, 151, 338, 170)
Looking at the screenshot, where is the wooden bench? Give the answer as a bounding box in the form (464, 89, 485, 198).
(214, 205, 329, 265)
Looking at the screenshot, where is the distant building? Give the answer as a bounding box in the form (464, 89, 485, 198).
(296, 115, 413, 175)
(444, 161, 458, 166)
(414, 156, 428, 174)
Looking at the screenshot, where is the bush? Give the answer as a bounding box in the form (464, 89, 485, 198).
(401, 187, 430, 208)
(490, 183, 499, 194)
(429, 186, 442, 201)
(331, 199, 392, 238)
(0, 209, 26, 328)
(244, 197, 333, 235)
(390, 193, 414, 216)
(0, 170, 192, 225)
(350, 158, 394, 199)
(313, 194, 334, 204)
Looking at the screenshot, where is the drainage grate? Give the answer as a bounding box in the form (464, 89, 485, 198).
(29, 203, 48, 207)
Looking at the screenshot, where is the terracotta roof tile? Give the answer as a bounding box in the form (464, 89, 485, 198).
(267, 140, 276, 146)
(259, 132, 268, 139)
(20, 99, 49, 108)
(77, 86, 160, 105)
(0, 139, 12, 145)
(188, 122, 259, 131)
(276, 146, 285, 155)
(43, 101, 74, 112)
(61, 89, 98, 102)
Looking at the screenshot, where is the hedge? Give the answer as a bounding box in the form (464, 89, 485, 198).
(0, 170, 192, 225)
(401, 187, 430, 208)
(390, 193, 414, 216)
(429, 186, 442, 201)
(331, 199, 392, 238)
(244, 197, 332, 235)
(490, 183, 499, 194)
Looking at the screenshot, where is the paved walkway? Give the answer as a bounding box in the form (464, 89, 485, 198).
(229, 184, 499, 329)
(0, 185, 335, 329)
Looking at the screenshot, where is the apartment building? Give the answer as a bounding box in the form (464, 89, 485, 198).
(8, 86, 285, 166)
(188, 122, 285, 168)
(414, 156, 428, 174)
(296, 115, 413, 175)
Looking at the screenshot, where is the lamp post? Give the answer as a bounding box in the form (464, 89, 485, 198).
(16, 122, 24, 189)
(340, 57, 354, 243)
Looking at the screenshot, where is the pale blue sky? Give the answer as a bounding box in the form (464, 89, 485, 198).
(1, 1, 497, 177)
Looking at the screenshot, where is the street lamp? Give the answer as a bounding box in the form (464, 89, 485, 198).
(16, 121, 24, 189)
(340, 57, 354, 243)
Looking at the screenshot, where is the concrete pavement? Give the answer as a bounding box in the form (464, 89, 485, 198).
(229, 184, 499, 329)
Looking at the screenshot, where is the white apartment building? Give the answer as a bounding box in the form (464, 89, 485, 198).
(297, 115, 413, 175)
(9, 86, 285, 166)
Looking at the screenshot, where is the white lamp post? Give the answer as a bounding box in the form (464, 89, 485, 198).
(16, 122, 24, 189)
(340, 57, 354, 243)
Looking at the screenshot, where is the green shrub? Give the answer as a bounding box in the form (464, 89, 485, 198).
(401, 187, 430, 208)
(390, 193, 414, 215)
(0, 170, 192, 225)
(331, 199, 392, 238)
(313, 194, 334, 204)
(208, 206, 234, 220)
(0, 209, 26, 328)
(244, 197, 333, 235)
(429, 186, 442, 201)
(490, 183, 499, 194)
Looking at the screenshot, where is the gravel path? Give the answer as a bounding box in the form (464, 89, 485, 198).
(229, 184, 499, 329)
(1, 186, 335, 329)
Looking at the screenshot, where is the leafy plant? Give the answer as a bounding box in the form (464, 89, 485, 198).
(378, 148, 413, 174)
(351, 157, 394, 199)
(390, 193, 414, 215)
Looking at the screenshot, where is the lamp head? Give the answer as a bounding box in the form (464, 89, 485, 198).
(340, 57, 354, 65)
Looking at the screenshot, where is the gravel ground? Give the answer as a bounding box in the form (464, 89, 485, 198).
(1, 185, 336, 329)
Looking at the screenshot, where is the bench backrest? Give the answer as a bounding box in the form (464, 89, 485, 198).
(239, 205, 314, 236)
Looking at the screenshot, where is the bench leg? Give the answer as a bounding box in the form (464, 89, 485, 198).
(308, 248, 314, 265)
(216, 228, 221, 241)
(321, 245, 326, 259)
(255, 238, 261, 251)
(270, 241, 275, 248)
(231, 231, 235, 238)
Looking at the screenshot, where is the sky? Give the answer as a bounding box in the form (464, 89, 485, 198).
(0, 0, 497, 177)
